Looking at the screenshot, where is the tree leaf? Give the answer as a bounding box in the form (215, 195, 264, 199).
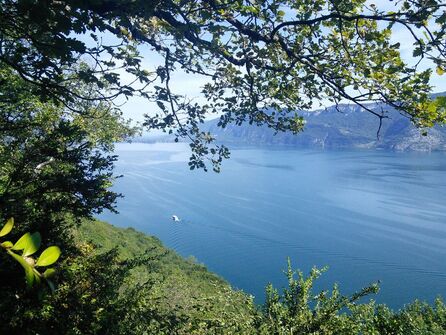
(1, 241, 13, 248)
(8, 250, 35, 288)
(436, 66, 445, 76)
(0, 218, 14, 237)
(43, 268, 56, 278)
(33, 269, 41, 286)
(23, 232, 41, 257)
(12, 232, 32, 251)
(36, 246, 61, 267)
(25, 265, 35, 288)
(12, 232, 41, 256)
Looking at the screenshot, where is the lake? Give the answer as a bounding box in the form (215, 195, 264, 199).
(99, 143, 446, 309)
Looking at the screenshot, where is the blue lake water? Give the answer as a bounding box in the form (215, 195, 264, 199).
(99, 143, 446, 309)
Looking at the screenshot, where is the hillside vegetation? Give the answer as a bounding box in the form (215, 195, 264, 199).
(2, 216, 446, 334)
(75, 219, 258, 334)
(71, 220, 446, 335)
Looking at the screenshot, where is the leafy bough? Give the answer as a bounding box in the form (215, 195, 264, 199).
(0, 218, 61, 290)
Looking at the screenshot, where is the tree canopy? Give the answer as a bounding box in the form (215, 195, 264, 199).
(1, 0, 446, 170)
(0, 63, 136, 330)
(0, 62, 135, 253)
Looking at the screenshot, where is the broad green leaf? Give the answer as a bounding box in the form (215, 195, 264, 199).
(23, 232, 41, 257)
(12, 232, 31, 251)
(43, 268, 56, 278)
(12, 232, 41, 256)
(8, 250, 35, 287)
(1, 241, 13, 248)
(36, 246, 61, 267)
(0, 218, 14, 237)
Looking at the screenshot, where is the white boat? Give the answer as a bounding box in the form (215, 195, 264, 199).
(171, 215, 180, 222)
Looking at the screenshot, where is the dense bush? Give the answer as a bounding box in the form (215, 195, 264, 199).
(258, 260, 446, 335)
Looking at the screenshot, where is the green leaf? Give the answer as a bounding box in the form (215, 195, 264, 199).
(12, 232, 41, 256)
(33, 269, 41, 286)
(36, 246, 61, 267)
(12, 232, 32, 251)
(1, 241, 13, 248)
(43, 268, 56, 278)
(25, 265, 35, 288)
(23, 232, 41, 257)
(8, 250, 35, 288)
(0, 218, 14, 237)
(243, 6, 259, 14)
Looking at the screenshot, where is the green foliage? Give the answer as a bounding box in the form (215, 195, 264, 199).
(75, 220, 258, 334)
(2, 218, 446, 334)
(258, 260, 446, 335)
(0, 65, 136, 244)
(0, 219, 257, 334)
(0, 60, 135, 332)
(258, 259, 378, 334)
(1, 0, 445, 170)
(36, 246, 62, 267)
(0, 217, 13, 236)
(0, 217, 60, 289)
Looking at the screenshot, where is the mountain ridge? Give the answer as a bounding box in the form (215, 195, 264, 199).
(203, 97, 446, 152)
(135, 93, 446, 152)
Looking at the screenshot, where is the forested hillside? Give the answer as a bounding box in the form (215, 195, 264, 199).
(76, 220, 257, 333)
(204, 98, 446, 151)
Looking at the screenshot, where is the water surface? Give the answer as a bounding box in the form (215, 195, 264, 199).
(99, 143, 446, 308)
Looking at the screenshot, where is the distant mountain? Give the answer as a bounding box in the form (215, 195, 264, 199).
(203, 98, 446, 152)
